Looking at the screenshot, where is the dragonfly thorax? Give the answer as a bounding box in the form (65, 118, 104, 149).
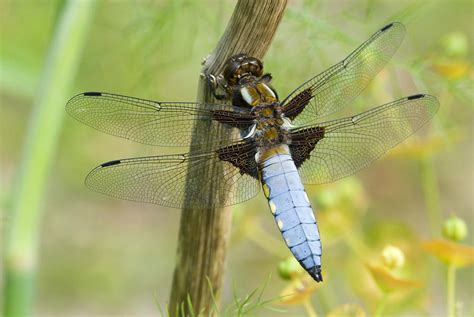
(239, 79, 278, 107)
(233, 74, 291, 153)
(252, 102, 291, 152)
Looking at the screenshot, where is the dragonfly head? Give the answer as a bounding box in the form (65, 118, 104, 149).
(224, 54, 264, 87)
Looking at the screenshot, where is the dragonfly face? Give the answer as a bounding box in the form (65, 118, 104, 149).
(66, 22, 439, 283)
(223, 53, 264, 88)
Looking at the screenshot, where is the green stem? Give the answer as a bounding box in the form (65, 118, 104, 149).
(419, 155, 442, 236)
(447, 264, 457, 317)
(3, 1, 96, 316)
(303, 298, 318, 317)
(374, 292, 389, 317)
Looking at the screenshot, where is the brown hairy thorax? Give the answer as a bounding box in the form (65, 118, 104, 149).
(221, 54, 289, 151)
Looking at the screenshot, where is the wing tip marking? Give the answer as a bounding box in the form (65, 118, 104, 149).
(381, 22, 394, 32)
(407, 94, 425, 100)
(101, 160, 121, 167)
(380, 21, 405, 34)
(83, 92, 102, 97)
(381, 21, 405, 32)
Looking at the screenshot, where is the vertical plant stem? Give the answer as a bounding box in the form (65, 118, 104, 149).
(447, 264, 456, 317)
(419, 155, 442, 236)
(374, 293, 389, 317)
(3, 1, 96, 316)
(303, 299, 318, 317)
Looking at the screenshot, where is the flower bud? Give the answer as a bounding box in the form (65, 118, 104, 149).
(441, 32, 469, 58)
(443, 215, 468, 241)
(381, 245, 405, 270)
(277, 257, 302, 280)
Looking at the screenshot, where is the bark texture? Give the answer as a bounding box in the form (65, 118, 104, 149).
(169, 1, 287, 316)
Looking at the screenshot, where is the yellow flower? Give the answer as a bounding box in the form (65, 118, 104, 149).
(431, 31, 470, 80)
(381, 245, 405, 270)
(433, 61, 470, 80)
(366, 263, 421, 294)
(276, 275, 322, 305)
(422, 239, 474, 268)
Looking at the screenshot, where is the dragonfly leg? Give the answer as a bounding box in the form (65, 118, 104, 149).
(204, 73, 229, 100)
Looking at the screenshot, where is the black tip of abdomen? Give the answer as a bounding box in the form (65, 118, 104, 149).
(309, 266, 323, 282)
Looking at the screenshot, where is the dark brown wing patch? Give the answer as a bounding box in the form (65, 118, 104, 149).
(211, 110, 256, 129)
(217, 141, 258, 178)
(289, 127, 325, 168)
(281, 88, 313, 120)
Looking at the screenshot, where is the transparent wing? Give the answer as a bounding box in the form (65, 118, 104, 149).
(281, 22, 406, 125)
(85, 143, 260, 209)
(290, 94, 439, 184)
(66, 92, 255, 147)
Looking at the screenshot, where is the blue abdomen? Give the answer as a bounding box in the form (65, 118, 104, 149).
(260, 150, 323, 282)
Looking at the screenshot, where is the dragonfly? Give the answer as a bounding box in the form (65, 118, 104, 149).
(66, 22, 439, 282)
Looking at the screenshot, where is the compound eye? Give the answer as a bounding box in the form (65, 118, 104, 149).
(253, 62, 263, 77)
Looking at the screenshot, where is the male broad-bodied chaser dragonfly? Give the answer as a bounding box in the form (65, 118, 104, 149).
(66, 22, 438, 282)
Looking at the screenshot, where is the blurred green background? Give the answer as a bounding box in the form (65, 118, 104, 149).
(1, 0, 473, 316)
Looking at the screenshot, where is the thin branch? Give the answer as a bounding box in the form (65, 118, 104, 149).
(168, 1, 287, 316)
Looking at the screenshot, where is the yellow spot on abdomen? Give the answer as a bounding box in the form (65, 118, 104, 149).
(263, 184, 270, 198)
(304, 192, 310, 204)
(277, 220, 284, 230)
(269, 201, 277, 214)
